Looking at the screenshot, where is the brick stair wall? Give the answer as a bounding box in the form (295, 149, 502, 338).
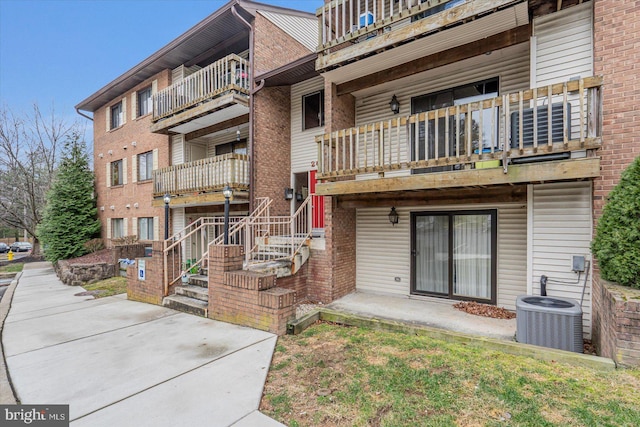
(208, 245, 296, 335)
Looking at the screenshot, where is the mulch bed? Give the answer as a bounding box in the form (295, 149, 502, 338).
(453, 301, 516, 319)
(65, 249, 113, 265)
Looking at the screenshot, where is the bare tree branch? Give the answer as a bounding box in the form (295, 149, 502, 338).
(0, 104, 80, 251)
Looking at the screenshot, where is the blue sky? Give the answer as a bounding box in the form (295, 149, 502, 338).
(0, 0, 318, 133)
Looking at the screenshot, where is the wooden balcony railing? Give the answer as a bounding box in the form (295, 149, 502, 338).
(316, 77, 603, 180)
(152, 154, 249, 196)
(318, 0, 467, 50)
(152, 54, 250, 121)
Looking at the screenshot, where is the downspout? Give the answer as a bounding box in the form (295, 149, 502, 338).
(232, 4, 256, 212)
(75, 107, 93, 122)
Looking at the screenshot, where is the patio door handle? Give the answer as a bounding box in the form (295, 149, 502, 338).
(411, 249, 417, 257)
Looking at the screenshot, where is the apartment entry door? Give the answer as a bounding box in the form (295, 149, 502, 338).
(411, 210, 497, 304)
(309, 170, 324, 230)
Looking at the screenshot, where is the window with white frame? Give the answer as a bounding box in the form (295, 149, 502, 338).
(302, 90, 324, 130)
(111, 159, 123, 186)
(137, 87, 152, 117)
(111, 102, 123, 129)
(138, 217, 154, 240)
(137, 151, 153, 181)
(111, 218, 124, 239)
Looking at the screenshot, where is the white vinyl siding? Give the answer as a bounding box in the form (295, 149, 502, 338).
(106, 162, 111, 187)
(172, 208, 185, 236)
(106, 218, 111, 240)
(132, 217, 138, 238)
(171, 135, 184, 165)
(153, 148, 159, 170)
(531, 181, 592, 338)
(533, 2, 593, 87)
(353, 43, 530, 177)
(356, 203, 527, 309)
(497, 205, 528, 310)
(291, 76, 325, 173)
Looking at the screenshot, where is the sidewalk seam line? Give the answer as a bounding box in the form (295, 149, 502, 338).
(69, 335, 276, 423)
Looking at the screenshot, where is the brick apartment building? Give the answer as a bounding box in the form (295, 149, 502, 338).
(77, 0, 638, 357)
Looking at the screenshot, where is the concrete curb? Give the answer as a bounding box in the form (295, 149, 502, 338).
(0, 271, 22, 404)
(289, 308, 616, 372)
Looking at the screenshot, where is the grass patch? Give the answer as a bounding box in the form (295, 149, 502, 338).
(260, 322, 640, 426)
(0, 263, 24, 273)
(82, 276, 127, 298)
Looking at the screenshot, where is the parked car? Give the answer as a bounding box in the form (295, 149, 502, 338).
(10, 242, 32, 252)
(0, 243, 9, 253)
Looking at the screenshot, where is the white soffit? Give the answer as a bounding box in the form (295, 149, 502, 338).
(259, 11, 318, 52)
(322, 2, 529, 85)
(168, 104, 249, 134)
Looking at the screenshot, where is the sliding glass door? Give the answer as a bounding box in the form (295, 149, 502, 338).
(411, 210, 496, 303)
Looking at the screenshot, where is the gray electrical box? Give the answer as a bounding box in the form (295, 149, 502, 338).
(572, 255, 586, 272)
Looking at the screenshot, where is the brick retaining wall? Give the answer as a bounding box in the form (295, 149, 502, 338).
(208, 245, 296, 335)
(592, 274, 640, 366)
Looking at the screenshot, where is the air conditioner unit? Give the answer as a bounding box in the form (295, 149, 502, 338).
(516, 295, 583, 353)
(510, 103, 571, 148)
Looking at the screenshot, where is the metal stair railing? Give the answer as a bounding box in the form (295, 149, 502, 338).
(163, 216, 243, 293)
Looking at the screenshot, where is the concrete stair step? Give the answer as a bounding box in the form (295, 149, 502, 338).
(175, 285, 208, 302)
(188, 274, 208, 287)
(163, 295, 208, 317)
(246, 259, 293, 278)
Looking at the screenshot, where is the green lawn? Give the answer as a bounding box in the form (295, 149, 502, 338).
(261, 322, 640, 427)
(0, 263, 24, 273)
(82, 276, 127, 298)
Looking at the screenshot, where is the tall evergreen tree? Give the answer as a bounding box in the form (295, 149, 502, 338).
(38, 134, 100, 262)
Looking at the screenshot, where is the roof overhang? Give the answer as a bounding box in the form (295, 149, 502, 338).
(76, 0, 315, 113)
(255, 53, 319, 87)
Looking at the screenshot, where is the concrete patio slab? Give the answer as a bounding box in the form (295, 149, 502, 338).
(327, 291, 517, 340)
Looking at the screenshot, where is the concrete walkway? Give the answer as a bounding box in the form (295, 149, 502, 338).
(1, 262, 284, 426)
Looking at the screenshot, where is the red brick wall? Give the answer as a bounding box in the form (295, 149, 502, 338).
(592, 275, 640, 366)
(307, 82, 357, 303)
(253, 86, 292, 215)
(93, 69, 171, 243)
(593, 0, 640, 223)
(208, 245, 296, 335)
(127, 241, 166, 305)
(253, 13, 312, 76)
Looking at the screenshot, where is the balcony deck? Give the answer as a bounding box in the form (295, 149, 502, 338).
(316, 0, 522, 72)
(152, 154, 249, 206)
(315, 77, 603, 196)
(150, 54, 250, 134)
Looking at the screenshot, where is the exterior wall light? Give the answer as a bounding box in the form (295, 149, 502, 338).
(223, 186, 233, 245)
(389, 95, 400, 114)
(388, 207, 399, 226)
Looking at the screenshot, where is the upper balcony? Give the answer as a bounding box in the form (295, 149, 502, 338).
(316, 0, 527, 75)
(150, 54, 250, 135)
(151, 153, 249, 207)
(315, 77, 603, 196)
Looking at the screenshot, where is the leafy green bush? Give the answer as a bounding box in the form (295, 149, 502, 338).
(591, 156, 640, 288)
